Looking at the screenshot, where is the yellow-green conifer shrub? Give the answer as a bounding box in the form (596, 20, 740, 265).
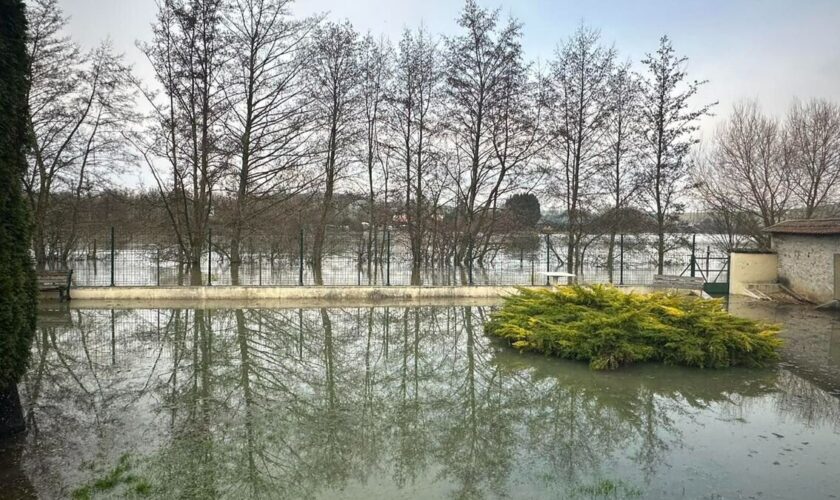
(485, 285, 782, 370)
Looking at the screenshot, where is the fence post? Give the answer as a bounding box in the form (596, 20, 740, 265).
(156, 247, 161, 286)
(619, 233, 624, 286)
(259, 252, 263, 286)
(690, 233, 696, 278)
(386, 230, 391, 286)
(530, 251, 535, 285)
(726, 254, 731, 289)
(110, 226, 115, 287)
(545, 234, 550, 286)
(299, 228, 304, 286)
(705, 246, 710, 279)
(207, 228, 212, 286)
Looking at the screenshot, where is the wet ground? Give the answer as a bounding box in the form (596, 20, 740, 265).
(1, 298, 839, 499)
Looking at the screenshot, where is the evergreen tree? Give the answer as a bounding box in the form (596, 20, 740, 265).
(505, 193, 541, 228)
(0, 0, 37, 437)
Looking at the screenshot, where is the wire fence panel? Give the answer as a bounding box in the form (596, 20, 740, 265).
(52, 224, 729, 288)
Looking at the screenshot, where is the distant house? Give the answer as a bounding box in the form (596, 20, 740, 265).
(765, 218, 840, 304)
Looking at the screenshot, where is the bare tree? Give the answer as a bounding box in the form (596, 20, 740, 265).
(387, 26, 440, 282)
(357, 32, 391, 280)
(477, 47, 549, 262)
(638, 36, 713, 273)
(699, 101, 792, 249)
(307, 21, 361, 283)
(24, 0, 136, 266)
(603, 59, 642, 280)
(221, 0, 319, 282)
(786, 98, 840, 218)
(548, 24, 615, 278)
(444, 0, 533, 269)
(695, 157, 756, 252)
(136, 0, 229, 284)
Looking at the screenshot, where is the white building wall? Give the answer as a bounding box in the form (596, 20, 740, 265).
(729, 252, 778, 296)
(774, 234, 840, 303)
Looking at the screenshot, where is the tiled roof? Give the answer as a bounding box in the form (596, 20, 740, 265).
(764, 218, 840, 235)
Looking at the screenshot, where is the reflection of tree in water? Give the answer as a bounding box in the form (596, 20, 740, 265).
(301, 308, 357, 487)
(773, 370, 840, 430)
(15, 305, 834, 499)
(391, 308, 429, 488)
(435, 306, 516, 500)
(150, 308, 222, 498)
(20, 306, 155, 498)
(487, 343, 781, 486)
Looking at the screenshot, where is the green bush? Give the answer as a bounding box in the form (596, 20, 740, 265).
(485, 285, 781, 370)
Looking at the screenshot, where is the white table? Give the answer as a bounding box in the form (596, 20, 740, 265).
(539, 271, 577, 285)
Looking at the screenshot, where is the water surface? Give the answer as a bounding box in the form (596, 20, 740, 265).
(3, 302, 840, 499)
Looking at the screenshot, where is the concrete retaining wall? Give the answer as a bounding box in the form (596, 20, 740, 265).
(729, 252, 778, 296)
(67, 284, 662, 308)
(70, 285, 524, 302)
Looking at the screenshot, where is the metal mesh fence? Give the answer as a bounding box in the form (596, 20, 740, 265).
(46, 223, 729, 287)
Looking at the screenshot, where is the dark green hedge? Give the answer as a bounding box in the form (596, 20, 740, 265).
(0, 0, 37, 388)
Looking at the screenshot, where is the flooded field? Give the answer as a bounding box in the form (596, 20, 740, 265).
(2, 299, 839, 499)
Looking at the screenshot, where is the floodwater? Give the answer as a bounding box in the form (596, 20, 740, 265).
(1, 299, 839, 499)
(66, 233, 727, 287)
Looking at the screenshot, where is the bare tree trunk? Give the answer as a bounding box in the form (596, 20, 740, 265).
(606, 231, 616, 283)
(657, 217, 666, 275)
(313, 169, 334, 286)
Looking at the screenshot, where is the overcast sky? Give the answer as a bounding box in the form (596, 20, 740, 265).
(57, 0, 840, 146)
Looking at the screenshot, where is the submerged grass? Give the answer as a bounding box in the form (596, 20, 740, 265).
(485, 285, 782, 370)
(570, 478, 643, 498)
(72, 454, 151, 499)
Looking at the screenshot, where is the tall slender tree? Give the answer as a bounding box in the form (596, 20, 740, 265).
(476, 45, 548, 262)
(638, 36, 713, 273)
(358, 32, 391, 280)
(389, 26, 439, 282)
(444, 0, 532, 267)
(604, 59, 642, 280)
(548, 24, 615, 277)
(221, 0, 319, 282)
(307, 21, 361, 284)
(0, 0, 37, 437)
(137, 0, 228, 284)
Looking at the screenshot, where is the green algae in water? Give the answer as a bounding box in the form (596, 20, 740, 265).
(485, 285, 782, 369)
(72, 454, 151, 499)
(570, 478, 643, 498)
